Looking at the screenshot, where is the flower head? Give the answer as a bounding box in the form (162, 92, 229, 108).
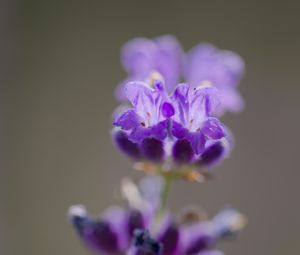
(68, 178, 246, 255)
(113, 80, 231, 172)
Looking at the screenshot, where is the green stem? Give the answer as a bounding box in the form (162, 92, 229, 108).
(157, 175, 172, 221)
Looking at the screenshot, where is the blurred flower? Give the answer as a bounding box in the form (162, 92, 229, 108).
(116, 35, 184, 101)
(68, 178, 246, 255)
(116, 36, 245, 116)
(113, 80, 231, 174)
(185, 44, 245, 114)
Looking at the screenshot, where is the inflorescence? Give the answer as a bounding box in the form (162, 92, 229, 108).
(68, 35, 246, 255)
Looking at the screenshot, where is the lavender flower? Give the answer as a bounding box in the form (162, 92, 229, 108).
(185, 44, 245, 114)
(113, 80, 231, 170)
(116, 35, 183, 101)
(68, 35, 247, 255)
(68, 178, 246, 255)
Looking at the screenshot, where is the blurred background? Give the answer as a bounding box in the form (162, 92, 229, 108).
(1, 0, 300, 254)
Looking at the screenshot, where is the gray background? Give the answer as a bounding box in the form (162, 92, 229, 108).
(2, 1, 300, 254)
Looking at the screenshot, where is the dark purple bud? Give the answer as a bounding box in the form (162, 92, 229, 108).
(158, 222, 180, 255)
(172, 139, 194, 164)
(114, 130, 141, 160)
(141, 138, 164, 162)
(130, 229, 163, 255)
(162, 102, 175, 118)
(127, 209, 146, 237)
(198, 142, 224, 166)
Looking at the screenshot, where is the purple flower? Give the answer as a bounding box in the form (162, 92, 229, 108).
(69, 178, 245, 255)
(69, 203, 245, 255)
(116, 35, 184, 101)
(185, 43, 245, 114)
(113, 81, 231, 168)
(113, 80, 173, 162)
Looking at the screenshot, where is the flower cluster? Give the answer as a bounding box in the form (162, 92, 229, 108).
(69, 178, 246, 255)
(68, 35, 246, 255)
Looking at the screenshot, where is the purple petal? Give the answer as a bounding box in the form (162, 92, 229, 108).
(172, 121, 188, 139)
(84, 220, 120, 253)
(185, 43, 244, 89)
(114, 109, 140, 130)
(198, 142, 225, 167)
(69, 205, 127, 254)
(201, 117, 225, 139)
(127, 209, 146, 237)
(113, 130, 141, 160)
(186, 131, 206, 155)
(125, 82, 155, 123)
(101, 207, 129, 251)
(141, 138, 164, 162)
(172, 139, 194, 164)
(121, 38, 156, 76)
(189, 86, 220, 127)
(182, 223, 215, 255)
(157, 219, 181, 255)
(218, 87, 245, 114)
(198, 136, 232, 167)
(151, 120, 169, 140)
(154, 35, 184, 91)
(185, 43, 244, 114)
(171, 83, 189, 125)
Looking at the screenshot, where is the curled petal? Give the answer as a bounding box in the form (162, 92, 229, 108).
(202, 117, 225, 139)
(114, 109, 140, 130)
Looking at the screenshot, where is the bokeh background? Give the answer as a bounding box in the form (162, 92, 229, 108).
(2, 1, 300, 254)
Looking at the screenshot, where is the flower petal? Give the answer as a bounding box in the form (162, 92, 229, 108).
(140, 138, 164, 162)
(113, 130, 141, 160)
(186, 131, 206, 155)
(201, 117, 225, 139)
(121, 38, 156, 76)
(171, 83, 189, 125)
(114, 109, 140, 130)
(172, 139, 194, 164)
